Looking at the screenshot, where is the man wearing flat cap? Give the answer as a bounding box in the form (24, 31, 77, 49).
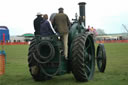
(33, 13, 44, 35)
(53, 7, 71, 60)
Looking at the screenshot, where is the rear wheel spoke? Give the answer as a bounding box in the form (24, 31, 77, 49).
(84, 71, 88, 80)
(85, 64, 91, 73)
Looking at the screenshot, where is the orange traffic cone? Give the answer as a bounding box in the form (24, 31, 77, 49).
(0, 54, 5, 75)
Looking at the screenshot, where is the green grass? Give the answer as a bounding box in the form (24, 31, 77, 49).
(0, 43, 128, 85)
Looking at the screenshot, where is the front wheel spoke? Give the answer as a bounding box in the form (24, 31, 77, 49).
(99, 51, 102, 57)
(98, 60, 102, 67)
(97, 57, 103, 60)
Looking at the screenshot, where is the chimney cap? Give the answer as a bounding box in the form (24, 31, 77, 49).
(78, 2, 86, 5)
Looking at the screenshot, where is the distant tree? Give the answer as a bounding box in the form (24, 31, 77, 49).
(96, 28, 106, 35)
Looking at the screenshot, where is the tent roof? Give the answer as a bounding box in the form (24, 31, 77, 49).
(0, 26, 8, 30)
(22, 33, 34, 37)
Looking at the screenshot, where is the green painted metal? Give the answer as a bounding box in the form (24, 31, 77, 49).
(68, 22, 85, 44)
(36, 35, 68, 76)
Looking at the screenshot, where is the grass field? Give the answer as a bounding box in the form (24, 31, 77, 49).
(0, 43, 128, 85)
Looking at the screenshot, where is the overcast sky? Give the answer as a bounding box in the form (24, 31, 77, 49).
(0, 0, 128, 35)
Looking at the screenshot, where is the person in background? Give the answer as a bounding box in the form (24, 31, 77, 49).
(40, 14, 57, 36)
(50, 13, 57, 23)
(53, 7, 71, 60)
(33, 12, 44, 35)
(43, 14, 48, 20)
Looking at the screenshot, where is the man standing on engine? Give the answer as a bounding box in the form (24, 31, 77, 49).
(53, 7, 71, 60)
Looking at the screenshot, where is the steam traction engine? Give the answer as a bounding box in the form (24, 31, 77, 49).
(28, 2, 106, 82)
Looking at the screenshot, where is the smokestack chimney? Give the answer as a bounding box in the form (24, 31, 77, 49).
(78, 2, 86, 27)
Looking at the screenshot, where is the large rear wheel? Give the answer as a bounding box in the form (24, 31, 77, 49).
(72, 33, 95, 82)
(28, 38, 52, 81)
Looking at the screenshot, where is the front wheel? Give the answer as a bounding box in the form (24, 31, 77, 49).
(96, 43, 106, 72)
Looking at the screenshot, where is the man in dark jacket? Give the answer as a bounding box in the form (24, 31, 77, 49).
(53, 7, 70, 59)
(33, 13, 44, 35)
(40, 14, 56, 36)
